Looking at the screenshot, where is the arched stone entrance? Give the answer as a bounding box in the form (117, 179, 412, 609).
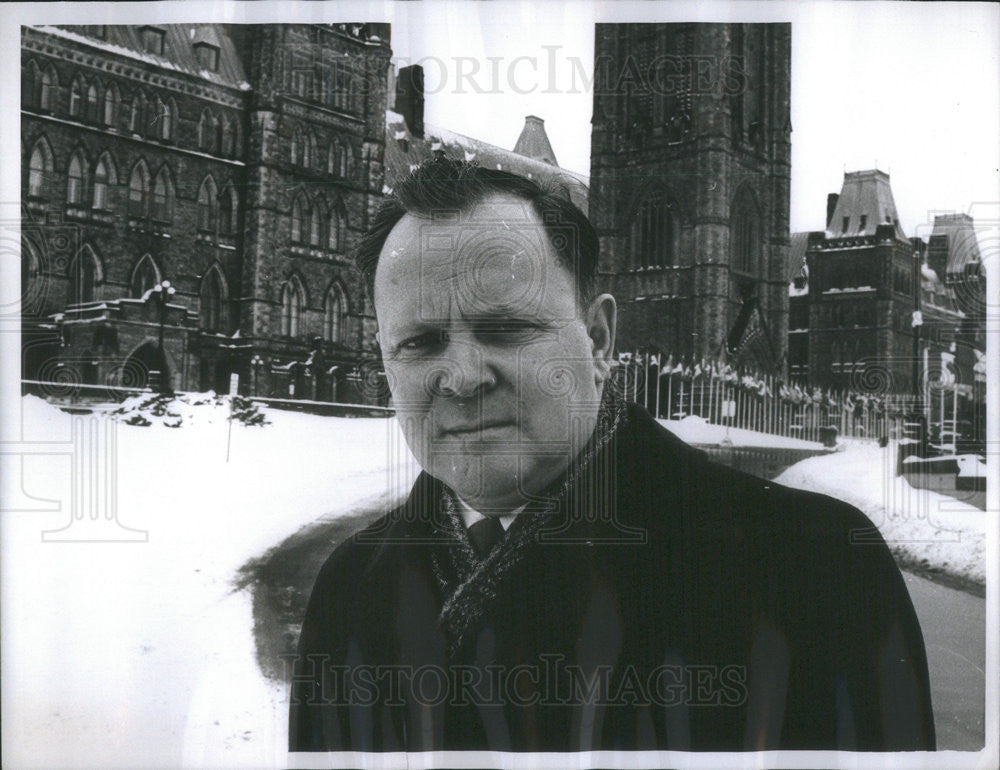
(123, 342, 171, 392)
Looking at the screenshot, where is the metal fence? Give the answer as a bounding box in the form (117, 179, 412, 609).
(615, 361, 909, 445)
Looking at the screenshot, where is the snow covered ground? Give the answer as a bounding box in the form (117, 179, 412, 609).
(775, 442, 987, 588)
(1, 396, 986, 768)
(658, 414, 824, 449)
(2, 396, 417, 770)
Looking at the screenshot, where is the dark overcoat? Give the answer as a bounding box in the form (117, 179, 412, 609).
(289, 403, 935, 754)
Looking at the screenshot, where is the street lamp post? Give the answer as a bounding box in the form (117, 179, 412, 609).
(251, 354, 264, 396)
(150, 280, 176, 394)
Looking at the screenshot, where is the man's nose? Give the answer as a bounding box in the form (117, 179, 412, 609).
(431, 336, 496, 399)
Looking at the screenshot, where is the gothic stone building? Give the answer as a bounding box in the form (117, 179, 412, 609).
(787, 171, 985, 416)
(21, 25, 584, 403)
(589, 23, 792, 372)
(21, 23, 391, 401)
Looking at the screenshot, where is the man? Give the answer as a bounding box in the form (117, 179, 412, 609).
(289, 158, 935, 755)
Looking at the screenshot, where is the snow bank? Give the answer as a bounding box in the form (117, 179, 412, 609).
(775, 442, 986, 587)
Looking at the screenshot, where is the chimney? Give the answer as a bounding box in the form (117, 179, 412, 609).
(826, 193, 839, 228)
(394, 65, 424, 139)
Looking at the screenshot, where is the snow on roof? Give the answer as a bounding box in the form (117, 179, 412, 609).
(384, 110, 589, 212)
(31, 25, 250, 92)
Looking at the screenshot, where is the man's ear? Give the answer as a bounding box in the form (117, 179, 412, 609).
(584, 293, 617, 387)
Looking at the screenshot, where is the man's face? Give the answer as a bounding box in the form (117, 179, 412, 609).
(374, 193, 615, 513)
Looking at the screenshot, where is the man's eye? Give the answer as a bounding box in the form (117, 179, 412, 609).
(399, 331, 446, 351)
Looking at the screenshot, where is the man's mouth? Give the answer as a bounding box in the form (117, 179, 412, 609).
(440, 421, 515, 438)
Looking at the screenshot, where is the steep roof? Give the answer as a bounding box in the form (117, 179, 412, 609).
(929, 213, 983, 275)
(39, 24, 249, 91)
(384, 110, 589, 212)
(512, 115, 558, 166)
(825, 169, 906, 241)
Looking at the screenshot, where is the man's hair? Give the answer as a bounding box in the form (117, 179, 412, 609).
(356, 156, 599, 309)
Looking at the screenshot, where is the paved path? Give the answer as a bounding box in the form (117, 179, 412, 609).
(902, 570, 986, 751)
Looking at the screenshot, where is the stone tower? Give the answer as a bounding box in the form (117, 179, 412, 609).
(239, 24, 391, 398)
(589, 23, 791, 371)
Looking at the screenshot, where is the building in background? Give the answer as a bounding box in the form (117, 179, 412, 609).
(589, 23, 792, 373)
(20, 25, 580, 402)
(787, 170, 986, 445)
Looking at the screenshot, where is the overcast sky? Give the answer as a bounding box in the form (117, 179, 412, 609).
(386, 1, 1000, 239)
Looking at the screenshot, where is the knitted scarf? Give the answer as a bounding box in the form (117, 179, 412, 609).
(428, 388, 629, 658)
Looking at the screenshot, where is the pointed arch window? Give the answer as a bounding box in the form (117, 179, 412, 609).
(329, 198, 346, 252)
(152, 168, 172, 223)
(629, 192, 676, 270)
(201, 268, 226, 332)
(219, 186, 238, 236)
(221, 116, 234, 156)
(339, 141, 350, 177)
(40, 65, 56, 111)
(156, 98, 174, 142)
(103, 83, 119, 127)
(68, 245, 100, 306)
(324, 284, 346, 344)
(92, 153, 115, 210)
(731, 188, 760, 276)
(281, 277, 305, 337)
(290, 127, 301, 166)
(69, 76, 84, 117)
(197, 176, 218, 232)
(130, 92, 146, 135)
(327, 142, 340, 176)
(291, 193, 307, 244)
(28, 139, 54, 198)
(67, 151, 85, 205)
(198, 110, 211, 151)
(307, 133, 317, 168)
(128, 162, 149, 217)
(86, 82, 99, 122)
(212, 114, 222, 154)
(130, 255, 160, 298)
(309, 199, 322, 246)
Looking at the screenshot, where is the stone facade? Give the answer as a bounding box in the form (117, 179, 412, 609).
(21, 23, 390, 401)
(589, 23, 792, 371)
(787, 171, 986, 411)
(21, 25, 584, 404)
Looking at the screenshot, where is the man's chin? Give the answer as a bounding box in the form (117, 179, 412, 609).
(428, 454, 567, 514)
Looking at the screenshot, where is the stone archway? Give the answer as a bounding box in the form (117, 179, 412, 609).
(123, 341, 170, 392)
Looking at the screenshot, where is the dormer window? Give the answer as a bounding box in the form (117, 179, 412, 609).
(141, 27, 165, 55)
(194, 42, 219, 72)
(842, 216, 849, 233)
(859, 214, 867, 231)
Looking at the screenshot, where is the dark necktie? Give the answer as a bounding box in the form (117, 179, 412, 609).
(467, 516, 504, 558)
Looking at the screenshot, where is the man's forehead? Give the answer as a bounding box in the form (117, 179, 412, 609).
(375, 194, 579, 325)
(379, 196, 556, 278)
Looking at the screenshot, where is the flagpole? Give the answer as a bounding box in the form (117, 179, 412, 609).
(655, 365, 661, 419)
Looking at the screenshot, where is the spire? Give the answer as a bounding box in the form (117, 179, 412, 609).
(512, 115, 558, 166)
